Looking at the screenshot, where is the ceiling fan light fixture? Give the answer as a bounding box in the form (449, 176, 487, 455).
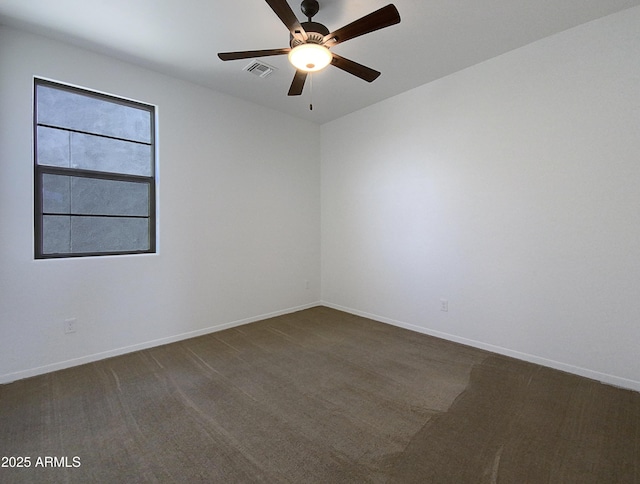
(217, 1, 401, 96)
(288, 43, 332, 72)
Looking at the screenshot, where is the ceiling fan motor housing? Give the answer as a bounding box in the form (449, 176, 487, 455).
(290, 21, 330, 47)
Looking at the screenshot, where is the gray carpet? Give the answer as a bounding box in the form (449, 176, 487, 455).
(1, 306, 638, 483)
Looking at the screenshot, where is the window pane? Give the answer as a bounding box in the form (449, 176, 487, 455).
(36, 84, 151, 143)
(42, 174, 70, 213)
(37, 126, 70, 168)
(42, 175, 149, 217)
(42, 215, 71, 254)
(71, 217, 149, 253)
(71, 177, 149, 216)
(71, 132, 152, 176)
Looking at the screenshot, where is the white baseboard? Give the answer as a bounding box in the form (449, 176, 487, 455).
(322, 301, 640, 393)
(0, 302, 322, 385)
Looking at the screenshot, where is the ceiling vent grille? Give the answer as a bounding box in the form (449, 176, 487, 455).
(243, 60, 277, 78)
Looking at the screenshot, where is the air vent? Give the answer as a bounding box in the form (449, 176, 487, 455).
(243, 60, 277, 78)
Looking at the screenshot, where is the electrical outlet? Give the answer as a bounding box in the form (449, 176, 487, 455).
(64, 318, 77, 334)
(440, 299, 449, 312)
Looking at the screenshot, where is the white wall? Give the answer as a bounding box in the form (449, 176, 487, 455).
(0, 26, 321, 383)
(321, 7, 640, 391)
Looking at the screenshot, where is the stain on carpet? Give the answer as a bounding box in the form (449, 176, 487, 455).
(387, 355, 640, 483)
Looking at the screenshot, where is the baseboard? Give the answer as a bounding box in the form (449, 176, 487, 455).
(0, 301, 322, 385)
(321, 301, 640, 393)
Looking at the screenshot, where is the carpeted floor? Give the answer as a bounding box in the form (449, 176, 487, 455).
(1, 306, 638, 483)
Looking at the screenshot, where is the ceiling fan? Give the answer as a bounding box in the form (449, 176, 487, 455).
(217, 0, 401, 97)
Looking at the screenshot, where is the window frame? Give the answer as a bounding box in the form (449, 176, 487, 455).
(33, 78, 157, 259)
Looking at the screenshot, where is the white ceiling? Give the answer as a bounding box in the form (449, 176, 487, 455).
(1, 0, 638, 124)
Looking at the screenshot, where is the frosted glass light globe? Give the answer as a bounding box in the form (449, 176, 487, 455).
(288, 44, 332, 72)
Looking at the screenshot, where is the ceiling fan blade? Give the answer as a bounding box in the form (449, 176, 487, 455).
(330, 54, 380, 82)
(218, 48, 290, 61)
(288, 70, 308, 96)
(323, 4, 400, 47)
(265, 0, 307, 41)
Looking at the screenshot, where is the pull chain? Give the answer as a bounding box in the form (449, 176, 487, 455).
(309, 73, 313, 111)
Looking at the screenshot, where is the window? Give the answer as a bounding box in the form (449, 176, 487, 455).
(34, 79, 156, 258)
